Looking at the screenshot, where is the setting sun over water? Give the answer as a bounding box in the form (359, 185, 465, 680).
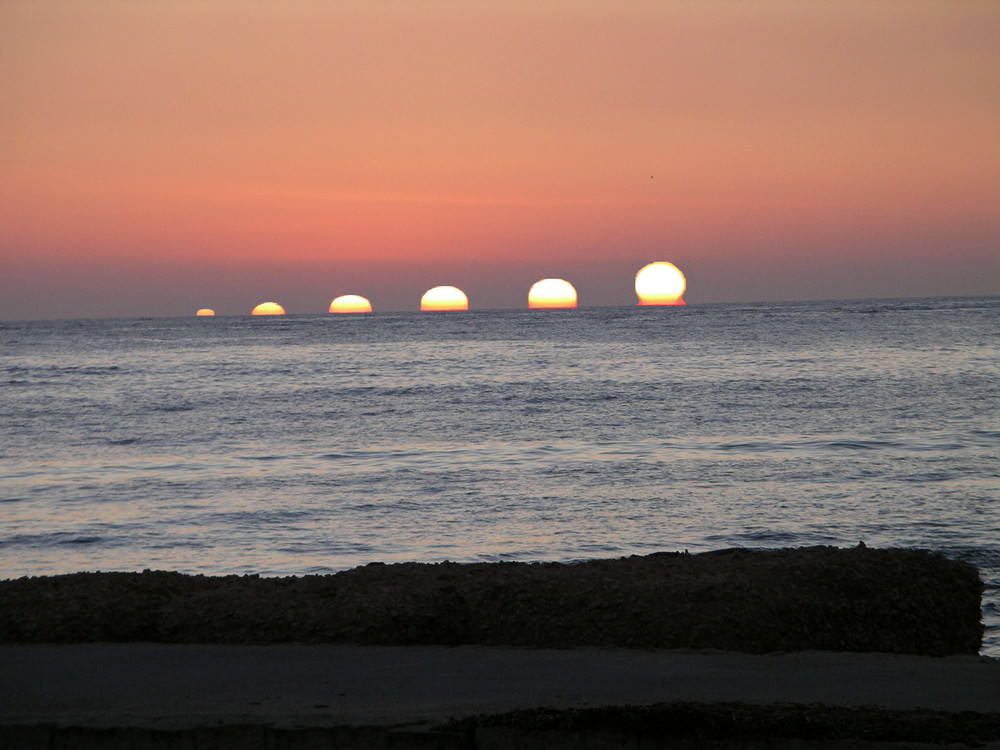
(1, 3, 997, 322)
(329, 295, 373, 313)
(420, 286, 469, 311)
(528, 279, 577, 309)
(635, 262, 686, 305)
(251, 302, 286, 315)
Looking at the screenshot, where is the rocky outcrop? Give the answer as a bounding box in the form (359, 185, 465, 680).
(0, 546, 984, 655)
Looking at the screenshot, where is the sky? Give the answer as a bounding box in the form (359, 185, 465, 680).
(2, 0, 998, 319)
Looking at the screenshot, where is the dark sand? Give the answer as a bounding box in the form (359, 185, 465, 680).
(1, 644, 998, 746)
(3, 643, 998, 724)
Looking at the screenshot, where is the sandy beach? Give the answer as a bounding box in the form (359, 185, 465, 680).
(3, 643, 999, 724)
(2, 643, 999, 748)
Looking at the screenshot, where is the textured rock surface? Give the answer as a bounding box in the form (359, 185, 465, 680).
(0, 547, 984, 655)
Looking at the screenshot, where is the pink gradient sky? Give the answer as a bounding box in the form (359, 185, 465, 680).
(2, 0, 998, 319)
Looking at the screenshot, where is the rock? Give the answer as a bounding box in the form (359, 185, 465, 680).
(0, 547, 984, 655)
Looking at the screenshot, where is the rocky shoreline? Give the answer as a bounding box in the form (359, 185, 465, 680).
(0, 546, 984, 655)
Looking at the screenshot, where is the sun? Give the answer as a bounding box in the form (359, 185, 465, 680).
(195, 308, 215, 316)
(251, 302, 286, 315)
(528, 279, 577, 309)
(329, 295, 372, 313)
(635, 262, 686, 305)
(420, 286, 469, 311)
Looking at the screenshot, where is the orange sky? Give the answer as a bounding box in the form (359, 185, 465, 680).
(2, 0, 998, 318)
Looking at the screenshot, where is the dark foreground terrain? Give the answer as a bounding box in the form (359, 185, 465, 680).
(4, 702, 1000, 749)
(0, 546, 983, 655)
(455, 702, 1000, 747)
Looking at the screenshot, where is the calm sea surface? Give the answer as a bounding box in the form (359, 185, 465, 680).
(2, 297, 998, 653)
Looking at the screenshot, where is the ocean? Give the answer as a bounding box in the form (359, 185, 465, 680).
(2, 296, 998, 654)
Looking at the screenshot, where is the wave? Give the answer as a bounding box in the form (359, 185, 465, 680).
(150, 403, 196, 413)
(172, 430, 1000, 476)
(705, 434, 989, 454)
(2, 533, 104, 547)
(703, 530, 835, 546)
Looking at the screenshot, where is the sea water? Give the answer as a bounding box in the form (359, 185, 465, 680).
(1, 297, 998, 653)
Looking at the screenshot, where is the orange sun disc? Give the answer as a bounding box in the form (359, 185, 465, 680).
(195, 308, 216, 316)
(634, 262, 686, 305)
(251, 302, 286, 315)
(420, 286, 469, 311)
(528, 278, 577, 309)
(329, 295, 373, 313)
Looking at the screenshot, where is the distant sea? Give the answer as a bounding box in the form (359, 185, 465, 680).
(2, 297, 998, 654)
